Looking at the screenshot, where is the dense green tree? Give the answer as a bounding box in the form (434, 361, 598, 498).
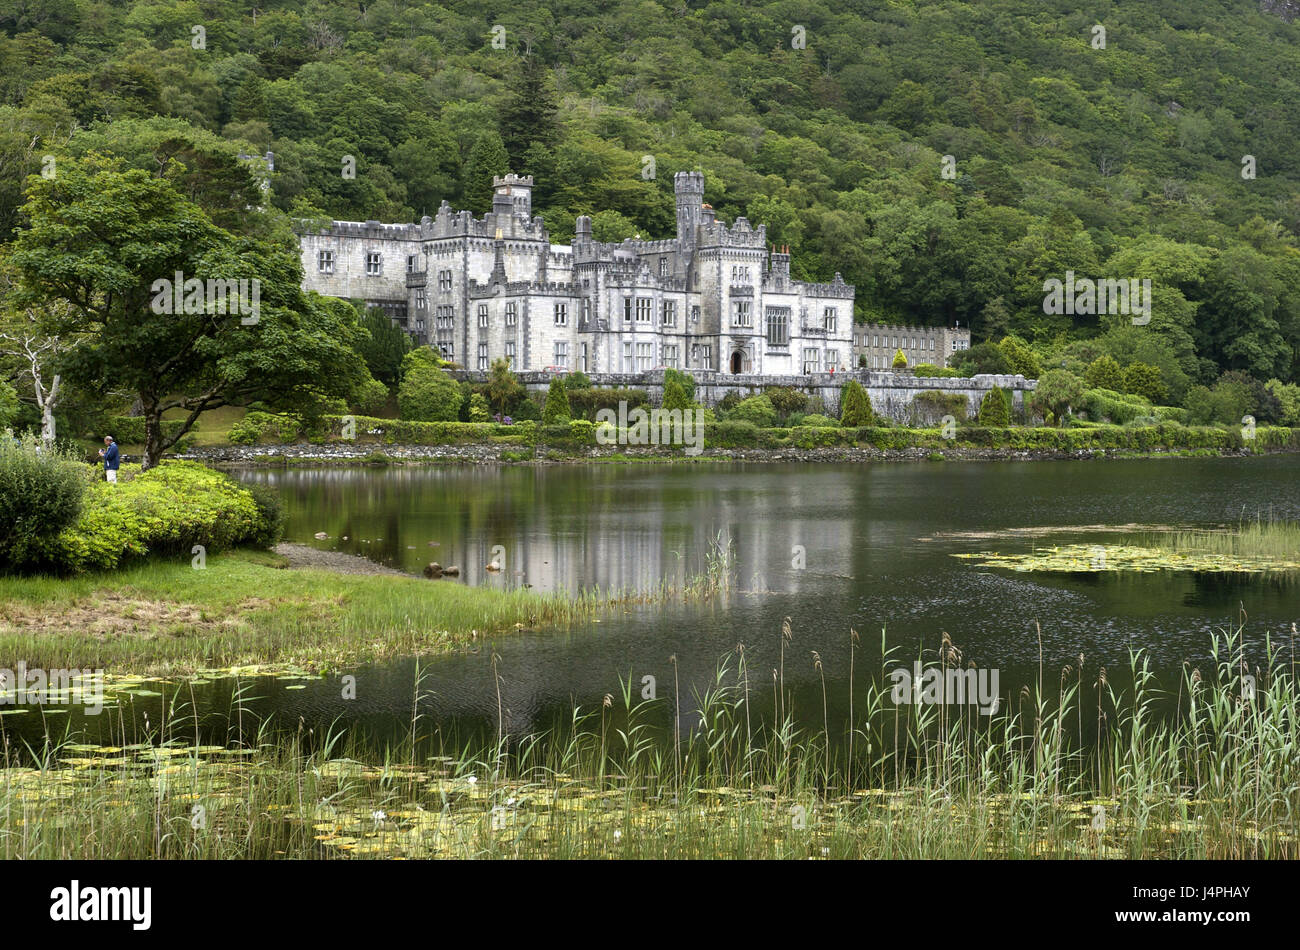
(1084, 355, 1124, 392)
(486, 357, 524, 418)
(398, 355, 462, 421)
(998, 336, 1041, 379)
(356, 304, 412, 385)
(1122, 363, 1168, 405)
(953, 342, 1012, 376)
(499, 56, 559, 168)
(10, 158, 370, 467)
(463, 130, 510, 215)
(1030, 370, 1085, 426)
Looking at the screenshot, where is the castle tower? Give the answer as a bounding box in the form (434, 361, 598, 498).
(674, 171, 705, 252)
(492, 173, 534, 220)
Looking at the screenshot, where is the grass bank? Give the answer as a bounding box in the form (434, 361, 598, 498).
(0, 548, 645, 675)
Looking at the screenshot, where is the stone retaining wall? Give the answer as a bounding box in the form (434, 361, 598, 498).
(449, 369, 1036, 422)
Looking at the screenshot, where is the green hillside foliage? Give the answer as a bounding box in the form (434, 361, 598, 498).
(0, 0, 1297, 412)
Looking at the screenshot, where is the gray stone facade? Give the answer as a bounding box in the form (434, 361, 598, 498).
(297, 172, 855, 379)
(853, 322, 971, 370)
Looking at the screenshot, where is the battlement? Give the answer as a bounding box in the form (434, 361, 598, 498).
(468, 279, 578, 297)
(297, 219, 423, 241)
(796, 273, 854, 298)
(857, 321, 966, 334)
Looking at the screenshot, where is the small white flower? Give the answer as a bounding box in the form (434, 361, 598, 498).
(820, 847, 829, 856)
(613, 830, 622, 841)
(371, 810, 386, 822)
(506, 797, 517, 806)
(466, 775, 478, 785)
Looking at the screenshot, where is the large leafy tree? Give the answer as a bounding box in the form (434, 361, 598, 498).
(355, 302, 411, 385)
(10, 157, 371, 468)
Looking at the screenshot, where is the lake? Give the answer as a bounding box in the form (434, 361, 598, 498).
(11, 457, 1299, 751)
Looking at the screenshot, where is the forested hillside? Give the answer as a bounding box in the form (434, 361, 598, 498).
(1, 0, 1299, 395)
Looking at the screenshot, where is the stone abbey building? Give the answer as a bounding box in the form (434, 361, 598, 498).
(853, 322, 971, 370)
(297, 171, 856, 377)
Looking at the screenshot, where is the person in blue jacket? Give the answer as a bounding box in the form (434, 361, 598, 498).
(98, 435, 120, 483)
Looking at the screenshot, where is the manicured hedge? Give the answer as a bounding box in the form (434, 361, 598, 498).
(36, 461, 275, 573)
(565, 387, 650, 421)
(313, 414, 1295, 455)
(1080, 388, 1150, 425)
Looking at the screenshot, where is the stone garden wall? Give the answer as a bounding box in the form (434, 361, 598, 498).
(450, 369, 1036, 422)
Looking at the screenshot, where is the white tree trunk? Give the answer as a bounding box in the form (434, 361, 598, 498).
(38, 373, 59, 444)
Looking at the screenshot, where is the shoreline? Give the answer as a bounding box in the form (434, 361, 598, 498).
(171, 440, 1299, 467)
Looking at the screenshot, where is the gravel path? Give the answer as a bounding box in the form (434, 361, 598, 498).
(273, 542, 409, 576)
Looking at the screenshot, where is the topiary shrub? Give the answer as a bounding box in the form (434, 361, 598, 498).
(663, 368, 695, 403)
(839, 380, 874, 426)
(567, 387, 649, 420)
(705, 419, 760, 447)
(543, 376, 572, 424)
(568, 419, 596, 444)
(912, 364, 963, 378)
(977, 386, 1011, 426)
(662, 375, 692, 412)
(1081, 388, 1149, 425)
(0, 434, 87, 569)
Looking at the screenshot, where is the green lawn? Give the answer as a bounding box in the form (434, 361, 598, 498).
(0, 548, 593, 675)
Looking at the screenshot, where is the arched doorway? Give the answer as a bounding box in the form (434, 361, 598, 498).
(730, 350, 743, 374)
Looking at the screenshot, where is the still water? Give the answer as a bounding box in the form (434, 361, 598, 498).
(13, 457, 1300, 749)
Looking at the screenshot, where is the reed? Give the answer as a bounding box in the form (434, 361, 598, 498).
(1137, 517, 1300, 561)
(1, 621, 1294, 859)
